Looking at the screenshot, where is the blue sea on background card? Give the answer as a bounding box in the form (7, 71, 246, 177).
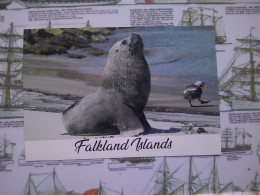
(95, 26, 218, 97)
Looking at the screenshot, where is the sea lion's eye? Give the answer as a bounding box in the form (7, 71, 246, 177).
(122, 40, 127, 45)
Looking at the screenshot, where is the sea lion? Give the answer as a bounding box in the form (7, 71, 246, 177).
(62, 33, 151, 136)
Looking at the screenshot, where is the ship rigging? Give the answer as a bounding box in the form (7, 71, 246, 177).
(219, 28, 260, 110)
(0, 22, 23, 117)
(141, 156, 232, 195)
(180, 6, 226, 44)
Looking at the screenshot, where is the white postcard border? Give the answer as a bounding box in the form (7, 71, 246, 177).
(25, 134, 221, 161)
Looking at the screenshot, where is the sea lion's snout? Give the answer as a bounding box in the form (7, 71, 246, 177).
(130, 33, 143, 55)
(131, 33, 142, 45)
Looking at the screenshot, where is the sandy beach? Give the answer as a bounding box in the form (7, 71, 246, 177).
(23, 54, 220, 142)
(23, 54, 220, 115)
(24, 109, 219, 141)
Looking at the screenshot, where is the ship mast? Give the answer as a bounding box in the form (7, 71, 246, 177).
(222, 128, 233, 150)
(4, 22, 14, 108)
(99, 181, 102, 195)
(242, 129, 246, 146)
(199, 7, 204, 26)
(211, 156, 219, 193)
(3, 134, 7, 157)
(162, 157, 168, 195)
(234, 128, 240, 147)
(249, 27, 257, 102)
(188, 157, 193, 195)
(187, 8, 193, 26)
(53, 168, 57, 195)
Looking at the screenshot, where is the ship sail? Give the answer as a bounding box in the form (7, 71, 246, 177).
(36, 168, 68, 195)
(219, 182, 233, 193)
(188, 156, 211, 195)
(0, 22, 23, 111)
(244, 173, 259, 193)
(83, 182, 123, 195)
(169, 184, 184, 195)
(193, 184, 209, 194)
(83, 189, 99, 195)
(180, 7, 226, 44)
(219, 28, 260, 110)
(141, 157, 186, 195)
(24, 174, 41, 195)
(142, 156, 233, 195)
(0, 134, 15, 160)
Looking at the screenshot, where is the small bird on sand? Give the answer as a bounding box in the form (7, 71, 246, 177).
(183, 81, 210, 107)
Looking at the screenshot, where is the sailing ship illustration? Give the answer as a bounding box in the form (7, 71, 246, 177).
(219, 28, 260, 110)
(180, 7, 226, 44)
(0, 22, 23, 118)
(141, 156, 233, 195)
(83, 182, 124, 195)
(18, 0, 120, 8)
(0, 0, 12, 9)
(0, 134, 15, 161)
(109, 157, 155, 170)
(24, 168, 74, 195)
(221, 128, 252, 153)
(18, 149, 60, 166)
(116, 157, 155, 164)
(136, 0, 260, 4)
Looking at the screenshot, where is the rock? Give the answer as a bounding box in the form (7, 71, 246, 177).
(81, 28, 111, 36)
(90, 50, 103, 56)
(24, 29, 36, 45)
(67, 37, 90, 48)
(91, 34, 107, 43)
(50, 34, 90, 49)
(49, 34, 71, 48)
(68, 53, 86, 58)
(24, 43, 66, 55)
(85, 47, 105, 56)
(36, 29, 55, 39)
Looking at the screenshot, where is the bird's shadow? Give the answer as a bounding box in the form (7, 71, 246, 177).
(191, 104, 216, 108)
(143, 127, 180, 135)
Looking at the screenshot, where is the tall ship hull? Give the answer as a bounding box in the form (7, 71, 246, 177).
(231, 99, 260, 110)
(20, 0, 120, 8)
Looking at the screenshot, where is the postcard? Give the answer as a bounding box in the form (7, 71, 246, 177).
(23, 26, 221, 161)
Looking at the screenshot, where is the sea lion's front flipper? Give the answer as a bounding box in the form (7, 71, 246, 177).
(139, 112, 151, 131)
(116, 105, 144, 137)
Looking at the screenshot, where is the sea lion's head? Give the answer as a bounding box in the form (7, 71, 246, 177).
(102, 33, 150, 98)
(110, 33, 144, 57)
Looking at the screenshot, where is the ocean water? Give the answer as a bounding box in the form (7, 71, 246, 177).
(65, 26, 219, 98)
(102, 26, 217, 95)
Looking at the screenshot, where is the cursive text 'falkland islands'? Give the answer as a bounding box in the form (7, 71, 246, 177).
(74, 137, 172, 153)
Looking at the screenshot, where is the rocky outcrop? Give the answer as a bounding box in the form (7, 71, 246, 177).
(24, 28, 112, 57)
